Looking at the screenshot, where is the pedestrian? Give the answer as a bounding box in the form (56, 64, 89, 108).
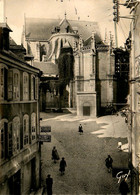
(119, 177, 129, 195)
(59, 157, 67, 175)
(78, 124, 83, 134)
(105, 155, 113, 173)
(52, 146, 59, 163)
(46, 174, 53, 195)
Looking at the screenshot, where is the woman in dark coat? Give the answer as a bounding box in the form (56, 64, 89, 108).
(52, 146, 59, 163)
(59, 157, 67, 175)
(78, 124, 83, 134)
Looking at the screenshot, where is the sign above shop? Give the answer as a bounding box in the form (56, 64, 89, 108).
(41, 126, 51, 132)
(37, 134, 51, 142)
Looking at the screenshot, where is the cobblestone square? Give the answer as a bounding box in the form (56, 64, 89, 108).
(39, 112, 130, 195)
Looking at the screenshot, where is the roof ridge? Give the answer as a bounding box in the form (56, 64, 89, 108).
(25, 17, 98, 24)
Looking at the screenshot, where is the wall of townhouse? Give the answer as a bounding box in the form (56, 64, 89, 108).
(0, 143, 40, 195)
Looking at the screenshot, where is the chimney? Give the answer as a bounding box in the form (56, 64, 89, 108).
(0, 0, 12, 51)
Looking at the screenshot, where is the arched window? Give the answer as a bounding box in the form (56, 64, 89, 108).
(31, 113, 36, 142)
(0, 64, 8, 100)
(23, 72, 29, 100)
(7, 68, 20, 100)
(23, 114, 29, 146)
(13, 117, 20, 154)
(0, 119, 8, 160)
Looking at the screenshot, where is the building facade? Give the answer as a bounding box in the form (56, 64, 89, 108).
(22, 16, 117, 117)
(124, 0, 140, 194)
(0, 21, 41, 194)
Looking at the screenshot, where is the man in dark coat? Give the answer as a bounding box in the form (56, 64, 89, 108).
(59, 157, 67, 175)
(119, 178, 129, 195)
(105, 155, 113, 173)
(46, 174, 53, 195)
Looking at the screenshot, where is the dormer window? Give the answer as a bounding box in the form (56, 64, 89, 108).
(55, 26, 60, 33)
(66, 26, 70, 33)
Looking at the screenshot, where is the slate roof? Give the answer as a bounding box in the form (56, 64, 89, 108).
(59, 18, 74, 33)
(84, 35, 103, 46)
(33, 61, 58, 75)
(0, 50, 40, 73)
(25, 18, 101, 42)
(9, 37, 26, 51)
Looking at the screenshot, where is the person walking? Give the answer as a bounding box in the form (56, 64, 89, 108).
(105, 155, 113, 173)
(46, 174, 53, 195)
(78, 124, 83, 134)
(119, 177, 129, 195)
(59, 157, 67, 175)
(52, 146, 59, 163)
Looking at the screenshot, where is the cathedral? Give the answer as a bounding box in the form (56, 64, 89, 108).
(22, 15, 117, 117)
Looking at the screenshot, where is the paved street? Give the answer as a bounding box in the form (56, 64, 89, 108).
(39, 111, 129, 195)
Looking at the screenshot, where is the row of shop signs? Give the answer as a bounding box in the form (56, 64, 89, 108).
(37, 126, 51, 142)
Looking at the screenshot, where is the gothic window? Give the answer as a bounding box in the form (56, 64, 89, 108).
(0, 119, 8, 160)
(13, 117, 20, 154)
(23, 72, 29, 100)
(31, 113, 36, 142)
(0, 65, 8, 100)
(31, 75, 35, 100)
(23, 115, 29, 146)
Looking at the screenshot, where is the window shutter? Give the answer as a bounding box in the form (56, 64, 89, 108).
(26, 116, 29, 144)
(23, 73, 29, 100)
(8, 123, 13, 157)
(35, 77, 38, 100)
(0, 127, 5, 159)
(4, 68, 8, 100)
(8, 70, 13, 100)
(4, 122, 8, 158)
(0, 68, 4, 99)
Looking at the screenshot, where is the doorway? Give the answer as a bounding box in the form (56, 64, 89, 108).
(9, 170, 21, 195)
(31, 158, 36, 191)
(83, 106, 90, 116)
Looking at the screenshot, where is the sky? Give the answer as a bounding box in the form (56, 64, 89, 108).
(4, 0, 130, 47)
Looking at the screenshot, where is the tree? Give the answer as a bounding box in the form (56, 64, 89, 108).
(57, 47, 74, 109)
